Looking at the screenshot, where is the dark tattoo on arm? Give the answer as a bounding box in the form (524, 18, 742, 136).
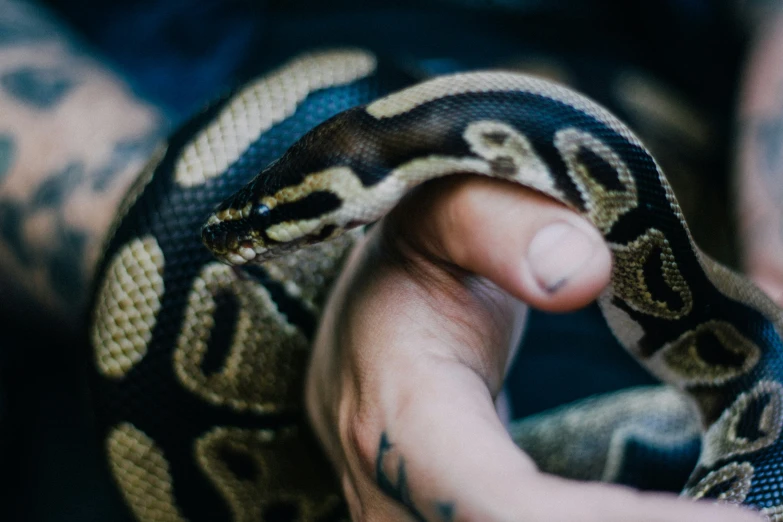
(0, 134, 13, 183)
(1, 66, 77, 108)
(376, 432, 456, 522)
(0, 0, 166, 321)
(0, 127, 164, 305)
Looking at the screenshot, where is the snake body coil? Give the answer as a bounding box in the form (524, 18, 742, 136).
(90, 49, 783, 521)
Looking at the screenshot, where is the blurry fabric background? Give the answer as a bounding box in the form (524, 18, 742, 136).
(0, 1, 748, 520)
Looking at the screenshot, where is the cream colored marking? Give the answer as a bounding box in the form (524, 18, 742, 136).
(195, 426, 341, 522)
(611, 228, 693, 321)
(92, 236, 165, 378)
(175, 49, 376, 187)
(266, 218, 324, 243)
(650, 320, 761, 387)
(463, 120, 566, 199)
(107, 423, 187, 522)
(596, 291, 646, 350)
(684, 462, 754, 504)
(554, 128, 637, 233)
(174, 263, 310, 412)
(700, 381, 783, 468)
(366, 72, 645, 149)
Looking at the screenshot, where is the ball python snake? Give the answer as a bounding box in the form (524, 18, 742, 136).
(88, 48, 783, 521)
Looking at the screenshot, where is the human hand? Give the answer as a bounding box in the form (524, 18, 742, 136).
(304, 176, 761, 522)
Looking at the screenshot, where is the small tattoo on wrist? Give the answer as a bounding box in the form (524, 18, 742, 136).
(376, 432, 456, 522)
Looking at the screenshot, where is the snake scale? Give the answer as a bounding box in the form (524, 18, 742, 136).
(88, 48, 783, 521)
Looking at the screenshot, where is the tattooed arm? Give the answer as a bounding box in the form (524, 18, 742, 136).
(0, 0, 165, 328)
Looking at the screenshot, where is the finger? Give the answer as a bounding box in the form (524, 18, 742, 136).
(384, 175, 612, 312)
(527, 476, 763, 522)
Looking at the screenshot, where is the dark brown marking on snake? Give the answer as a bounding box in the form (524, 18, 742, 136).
(735, 393, 772, 442)
(694, 331, 747, 369)
(687, 386, 737, 427)
(201, 290, 240, 376)
(312, 224, 337, 241)
(218, 445, 259, 482)
(267, 191, 342, 224)
(576, 146, 626, 192)
(701, 476, 742, 499)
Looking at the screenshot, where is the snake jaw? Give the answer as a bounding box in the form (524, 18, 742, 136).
(201, 195, 280, 265)
(201, 216, 270, 266)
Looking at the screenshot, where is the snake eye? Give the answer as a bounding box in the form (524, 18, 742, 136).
(250, 204, 271, 225)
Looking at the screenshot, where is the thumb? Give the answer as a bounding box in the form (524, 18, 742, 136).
(384, 175, 612, 312)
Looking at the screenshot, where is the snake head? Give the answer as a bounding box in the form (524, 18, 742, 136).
(201, 169, 345, 265)
(200, 172, 279, 265)
(201, 197, 275, 265)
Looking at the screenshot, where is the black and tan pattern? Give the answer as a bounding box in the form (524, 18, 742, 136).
(173, 262, 310, 413)
(685, 462, 755, 503)
(655, 321, 761, 386)
(89, 49, 783, 521)
(700, 381, 783, 467)
(195, 427, 342, 522)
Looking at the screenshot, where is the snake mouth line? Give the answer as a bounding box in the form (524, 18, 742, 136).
(201, 219, 268, 266)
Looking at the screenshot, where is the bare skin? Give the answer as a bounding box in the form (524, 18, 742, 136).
(0, 0, 165, 328)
